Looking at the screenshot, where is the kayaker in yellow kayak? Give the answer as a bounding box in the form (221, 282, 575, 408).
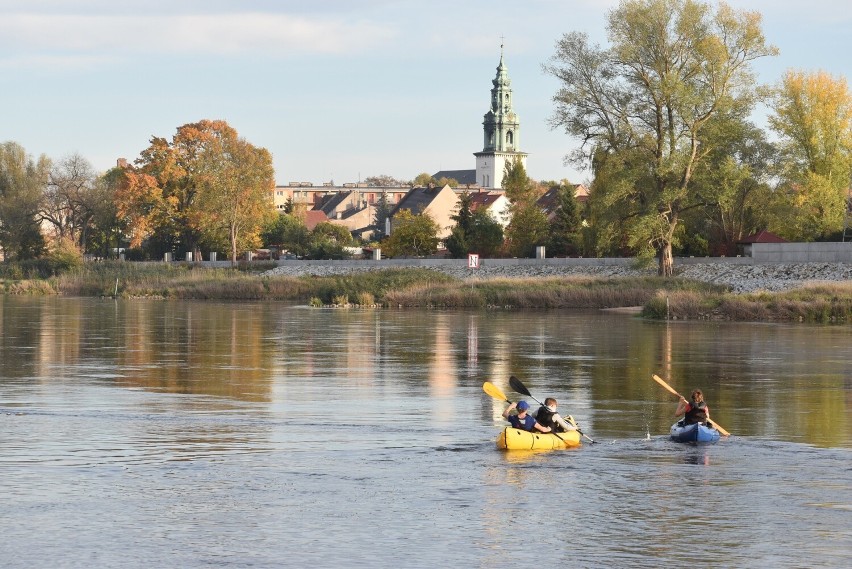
(534, 398, 578, 433)
(502, 400, 552, 433)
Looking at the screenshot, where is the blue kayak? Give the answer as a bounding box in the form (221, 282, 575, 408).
(670, 421, 721, 443)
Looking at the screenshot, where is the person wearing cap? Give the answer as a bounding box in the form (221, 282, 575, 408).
(534, 398, 577, 433)
(502, 400, 552, 432)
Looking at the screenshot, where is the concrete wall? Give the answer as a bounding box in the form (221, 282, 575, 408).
(750, 242, 852, 263)
(176, 244, 852, 269)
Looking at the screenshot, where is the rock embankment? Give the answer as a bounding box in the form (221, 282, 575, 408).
(263, 261, 852, 293)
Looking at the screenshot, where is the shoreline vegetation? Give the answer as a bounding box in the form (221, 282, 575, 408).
(1, 262, 851, 323)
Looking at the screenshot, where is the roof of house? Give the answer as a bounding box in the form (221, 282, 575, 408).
(432, 169, 477, 185)
(738, 230, 788, 244)
(393, 186, 448, 215)
(468, 192, 502, 211)
(536, 184, 589, 214)
(303, 210, 328, 231)
(315, 191, 351, 216)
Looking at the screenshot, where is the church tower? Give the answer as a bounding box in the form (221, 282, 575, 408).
(474, 44, 528, 189)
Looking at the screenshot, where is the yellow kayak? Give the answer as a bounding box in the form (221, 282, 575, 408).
(496, 427, 581, 450)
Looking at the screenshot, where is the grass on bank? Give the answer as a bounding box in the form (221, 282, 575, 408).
(2, 262, 851, 322)
(383, 275, 723, 309)
(642, 282, 852, 322)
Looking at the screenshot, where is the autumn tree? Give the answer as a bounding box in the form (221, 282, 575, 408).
(195, 131, 276, 263)
(768, 70, 852, 240)
(383, 209, 439, 257)
(545, 0, 776, 274)
(0, 142, 48, 260)
(115, 120, 275, 261)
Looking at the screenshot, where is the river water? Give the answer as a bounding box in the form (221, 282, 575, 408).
(1, 296, 850, 568)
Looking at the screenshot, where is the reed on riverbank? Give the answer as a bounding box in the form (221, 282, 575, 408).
(642, 282, 852, 322)
(2, 262, 456, 302)
(382, 275, 722, 309)
(2, 263, 850, 322)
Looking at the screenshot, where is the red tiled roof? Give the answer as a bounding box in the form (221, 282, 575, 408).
(303, 210, 328, 231)
(469, 192, 500, 211)
(738, 230, 788, 244)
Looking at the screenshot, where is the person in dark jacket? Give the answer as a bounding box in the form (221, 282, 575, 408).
(535, 398, 577, 433)
(675, 389, 713, 426)
(503, 401, 551, 433)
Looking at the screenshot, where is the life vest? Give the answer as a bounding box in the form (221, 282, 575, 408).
(684, 402, 708, 425)
(509, 414, 536, 431)
(535, 406, 564, 432)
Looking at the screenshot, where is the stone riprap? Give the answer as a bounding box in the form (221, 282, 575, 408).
(262, 261, 852, 293)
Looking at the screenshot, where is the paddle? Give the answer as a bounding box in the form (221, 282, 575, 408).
(482, 381, 511, 404)
(508, 375, 597, 444)
(652, 374, 730, 436)
(482, 381, 569, 444)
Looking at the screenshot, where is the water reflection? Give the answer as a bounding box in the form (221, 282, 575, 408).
(2, 297, 851, 568)
(1, 297, 850, 448)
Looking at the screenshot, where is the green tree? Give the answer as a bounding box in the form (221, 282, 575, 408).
(687, 112, 775, 254)
(445, 191, 475, 258)
(413, 172, 435, 187)
(364, 174, 405, 187)
(768, 69, 852, 240)
(505, 204, 549, 257)
(261, 213, 311, 257)
(502, 158, 548, 257)
(384, 209, 439, 257)
(545, 0, 776, 274)
(0, 142, 48, 260)
(435, 176, 459, 188)
(467, 209, 504, 257)
(306, 222, 353, 259)
(547, 182, 583, 256)
(86, 167, 125, 259)
(311, 221, 353, 246)
(372, 192, 393, 240)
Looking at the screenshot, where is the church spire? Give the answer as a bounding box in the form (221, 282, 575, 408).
(474, 42, 528, 189)
(483, 41, 518, 153)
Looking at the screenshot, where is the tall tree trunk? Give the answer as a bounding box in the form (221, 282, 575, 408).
(230, 224, 238, 266)
(658, 242, 674, 277)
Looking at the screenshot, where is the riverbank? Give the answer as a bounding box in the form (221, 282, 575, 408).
(3, 260, 850, 322)
(263, 260, 852, 294)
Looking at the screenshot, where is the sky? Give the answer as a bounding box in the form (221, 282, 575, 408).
(2, 0, 851, 187)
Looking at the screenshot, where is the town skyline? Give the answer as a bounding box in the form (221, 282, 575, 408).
(2, 0, 851, 186)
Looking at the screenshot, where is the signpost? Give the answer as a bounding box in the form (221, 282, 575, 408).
(467, 253, 479, 269)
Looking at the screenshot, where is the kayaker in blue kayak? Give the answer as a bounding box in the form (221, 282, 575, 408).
(503, 400, 552, 433)
(534, 398, 578, 433)
(675, 389, 713, 427)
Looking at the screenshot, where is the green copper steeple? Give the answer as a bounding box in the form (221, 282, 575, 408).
(482, 43, 520, 153)
(474, 43, 527, 189)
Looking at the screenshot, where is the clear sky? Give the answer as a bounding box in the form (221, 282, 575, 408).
(2, 0, 850, 187)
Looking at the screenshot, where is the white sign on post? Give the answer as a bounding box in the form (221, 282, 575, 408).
(467, 253, 479, 269)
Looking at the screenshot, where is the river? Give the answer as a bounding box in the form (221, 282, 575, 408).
(1, 296, 850, 568)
